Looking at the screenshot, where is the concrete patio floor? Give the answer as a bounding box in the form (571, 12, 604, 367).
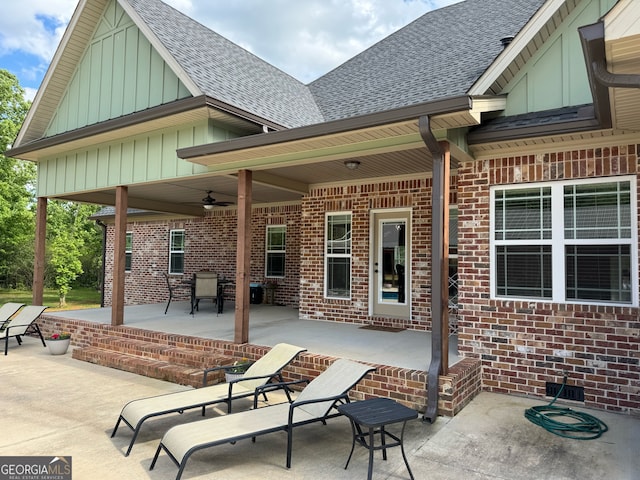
(45, 301, 459, 371)
(2, 340, 638, 480)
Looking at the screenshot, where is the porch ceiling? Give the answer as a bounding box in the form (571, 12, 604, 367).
(57, 143, 437, 216)
(43, 96, 501, 216)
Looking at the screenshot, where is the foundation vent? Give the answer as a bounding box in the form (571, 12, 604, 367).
(545, 382, 584, 402)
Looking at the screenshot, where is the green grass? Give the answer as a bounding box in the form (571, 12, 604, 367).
(0, 286, 101, 311)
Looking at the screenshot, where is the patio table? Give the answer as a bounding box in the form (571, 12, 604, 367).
(337, 397, 417, 480)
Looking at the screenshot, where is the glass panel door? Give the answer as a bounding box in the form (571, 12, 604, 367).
(372, 211, 410, 317)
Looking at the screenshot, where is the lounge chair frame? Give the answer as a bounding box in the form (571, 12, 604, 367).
(149, 359, 375, 480)
(2, 305, 48, 355)
(111, 343, 306, 456)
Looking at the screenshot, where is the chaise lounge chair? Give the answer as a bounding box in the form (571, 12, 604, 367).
(0, 302, 25, 330)
(1, 305, 48, 355)
(111, 343, 307, 456)
(150, 358, 376, 480)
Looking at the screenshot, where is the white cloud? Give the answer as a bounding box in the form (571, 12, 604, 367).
(3, 0, 463, 88)
(180, 0, 462, 82)
(24, 87, 39, 102)
(0, 0, 77, 60)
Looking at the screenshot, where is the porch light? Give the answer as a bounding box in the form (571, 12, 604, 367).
(344, 160, 361, 170)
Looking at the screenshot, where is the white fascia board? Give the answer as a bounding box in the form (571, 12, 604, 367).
(468, 0, 567, 96)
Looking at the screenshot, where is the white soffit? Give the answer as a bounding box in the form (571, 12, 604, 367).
(604, 0, 640, 131)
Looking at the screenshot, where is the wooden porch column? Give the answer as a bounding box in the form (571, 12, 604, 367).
(439, 141, 451, 373)
(111, 186, 128, 326)
(33, 197, 47, 305)
(235, 170, 252, 344)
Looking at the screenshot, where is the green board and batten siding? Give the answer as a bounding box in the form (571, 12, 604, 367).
(501, 0, 618, 116)
(37, 121, 235, 196)
(36, 0, 238, 197)
(47, 0, 191, 136)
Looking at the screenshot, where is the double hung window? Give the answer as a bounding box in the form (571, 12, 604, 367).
(169, 229, 185, 274)
(325, 213, 352, 299)
(265, 225, 286, 277)
(491, 177, 636, 305)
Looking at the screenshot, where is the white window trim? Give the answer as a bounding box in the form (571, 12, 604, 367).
(490, 175, 638, 306)
(265, 224, 286, 278)
(324, 211, 352, 300)
(168, 229, 185, 275)
(125, 231, 133, 273)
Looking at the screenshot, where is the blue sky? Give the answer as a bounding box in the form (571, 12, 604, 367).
(0, 0, 461, 101)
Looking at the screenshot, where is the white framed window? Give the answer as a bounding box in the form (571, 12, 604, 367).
(490, 176, 637, 305)
(265, 225, 286, 278)
(169, 229, 185, 274)
(125, 232, 133, 272)
(325, 212, 352, 299)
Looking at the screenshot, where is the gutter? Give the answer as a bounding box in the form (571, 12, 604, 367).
(579, 21, 640, 90)
(591, 59, 640, 89)
(5, 95, 286, 159)
(178, 96, 474, 160)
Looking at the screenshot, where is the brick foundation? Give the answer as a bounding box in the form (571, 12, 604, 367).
(37, 314, 479, 417)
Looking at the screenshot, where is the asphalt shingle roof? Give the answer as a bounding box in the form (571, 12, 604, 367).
(309, 0, 545, 121)
(126, 0, 324, 128)
(126, 0, 544, 128)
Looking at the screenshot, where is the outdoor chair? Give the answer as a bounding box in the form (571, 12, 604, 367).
(150, 358, 376, 480)
(163, 273, 192, 315)
(0, 302, 25, 330)
(191, 271, 218, 314)
(111, 343, 307, 456)
(1, 305, 48, 355)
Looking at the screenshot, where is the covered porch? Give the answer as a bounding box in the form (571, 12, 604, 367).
(39, 301, 478, 417)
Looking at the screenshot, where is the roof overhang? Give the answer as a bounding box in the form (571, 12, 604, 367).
(600, 0, 640, 131)
(177, 95, 505, 170)
(6, 95, 286, 161)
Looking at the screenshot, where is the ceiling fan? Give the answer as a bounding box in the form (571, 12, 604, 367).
(201, 191, 233, 209)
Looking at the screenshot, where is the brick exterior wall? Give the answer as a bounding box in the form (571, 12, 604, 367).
(95, 143, 639, 416)
(103, 203, 301, 308)
(457, 143, 640, 415)
(298, 177, 456, 331)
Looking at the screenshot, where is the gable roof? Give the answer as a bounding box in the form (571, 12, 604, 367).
(12, 0, 324, 152)
(123, 0, 324, 129)
(309, 0, 545, 121)
(11, 0, 550, 156)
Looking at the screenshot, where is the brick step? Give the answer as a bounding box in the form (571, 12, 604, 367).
(71, 334, 237, 388)
(87, 335, 231, 369)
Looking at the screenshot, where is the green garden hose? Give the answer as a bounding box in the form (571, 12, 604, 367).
(524, 376, 608, 440)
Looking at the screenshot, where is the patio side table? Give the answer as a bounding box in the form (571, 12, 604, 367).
(337, 397, 418, 480)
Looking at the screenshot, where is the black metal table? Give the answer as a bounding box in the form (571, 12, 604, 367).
(337, 397, 417, 480)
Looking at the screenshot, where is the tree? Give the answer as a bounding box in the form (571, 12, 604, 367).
(46, 201, 102, 305)
(0, 70, 35, 288)
(48, 230, 83, 307)
(0, 69, 103, 298)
